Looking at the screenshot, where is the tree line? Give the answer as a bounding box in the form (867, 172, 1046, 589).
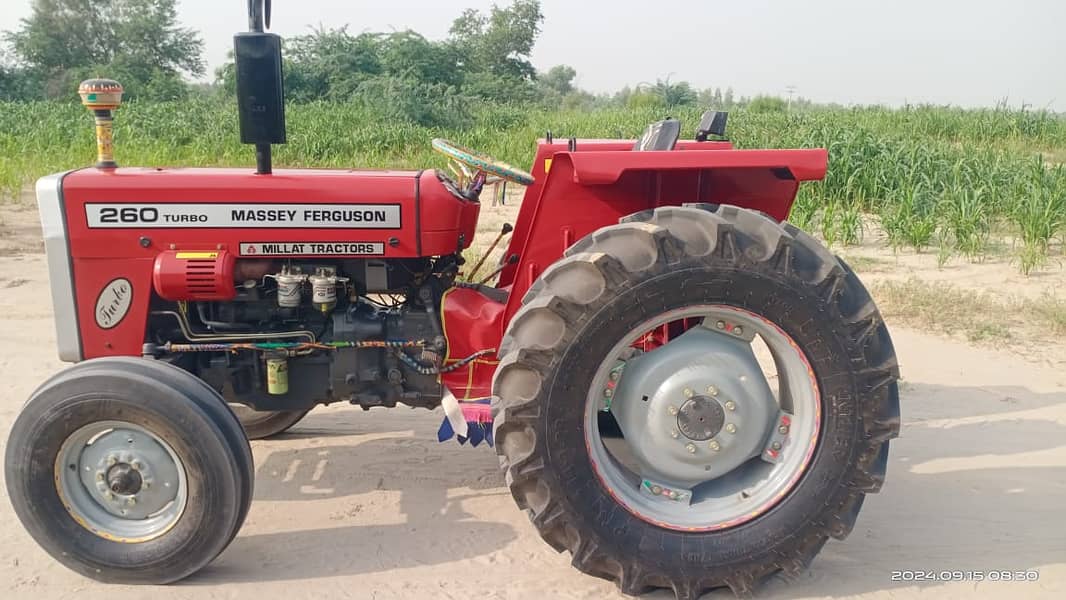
(1, 0, 800, 126)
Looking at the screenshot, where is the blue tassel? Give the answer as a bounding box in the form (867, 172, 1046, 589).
(437, 418, 455, 442)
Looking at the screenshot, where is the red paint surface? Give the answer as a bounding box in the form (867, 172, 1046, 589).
(439, 286, 505, 399)
(62, 139, 827, 404)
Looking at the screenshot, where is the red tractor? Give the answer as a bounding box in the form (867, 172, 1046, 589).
(4, 5, 900, 598)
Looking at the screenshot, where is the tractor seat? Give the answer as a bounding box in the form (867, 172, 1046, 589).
(633, 118, 681, 151)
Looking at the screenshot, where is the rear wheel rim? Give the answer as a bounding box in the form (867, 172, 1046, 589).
(55, 420, 188, 542)
(584, 304, 821, 531)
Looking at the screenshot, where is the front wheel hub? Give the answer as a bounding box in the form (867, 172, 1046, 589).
(106, 463, 143, 495)
(56, 421, 187, 541)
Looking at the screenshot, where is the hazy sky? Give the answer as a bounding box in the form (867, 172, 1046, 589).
(3, 0, 1064, 110)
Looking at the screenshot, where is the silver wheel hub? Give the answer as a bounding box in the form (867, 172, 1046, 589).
(676, 395, 725, 441)
(611, 326, 779, 484)
(586, 305, 821, 530)
(57, 421, 187, 541)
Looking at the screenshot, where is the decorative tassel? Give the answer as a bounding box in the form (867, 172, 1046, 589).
(437, 398, 494, 447)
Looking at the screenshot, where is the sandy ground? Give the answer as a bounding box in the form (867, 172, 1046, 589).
(0, 198, 1064, 599)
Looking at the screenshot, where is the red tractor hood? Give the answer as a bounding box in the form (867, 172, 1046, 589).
(59, 167, 480, 259)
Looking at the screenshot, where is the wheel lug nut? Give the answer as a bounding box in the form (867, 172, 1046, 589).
(709, 440, 721, 451)
(778, 425, 789, 435)
(683, 388, 694, 398)
(131, 461, 142, 471)
(128, 497, 136, 506)
(668, 406, 679, 415)
(724, 400, 736, 411)
(685, 443, 696, 454)
(725, 423, 737, 434)
(96, 472, 104, 481)
(107, 456, 117, 466)
(706, 385, 718, 396)
(670, 429, 680, 439)
(771, 441, 782, 451)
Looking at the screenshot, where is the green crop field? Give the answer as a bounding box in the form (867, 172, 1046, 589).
(1, 100, 1064, 273)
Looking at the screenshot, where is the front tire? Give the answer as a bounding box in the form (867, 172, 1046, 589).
(492, 205, 900, 598)
(5, 357, 254, 584)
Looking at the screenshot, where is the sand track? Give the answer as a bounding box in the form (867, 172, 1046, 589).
(0, 199, 1063, 598)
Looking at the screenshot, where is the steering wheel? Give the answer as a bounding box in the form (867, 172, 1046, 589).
(432, 138, 535, 187)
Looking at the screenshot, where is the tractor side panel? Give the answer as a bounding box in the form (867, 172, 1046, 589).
(72, 258, 155, 359)
(439, 286, 506, 400)
(55, 167, 474, 360)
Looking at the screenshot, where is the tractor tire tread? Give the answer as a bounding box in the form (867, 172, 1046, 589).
(492, 204, 901, 598)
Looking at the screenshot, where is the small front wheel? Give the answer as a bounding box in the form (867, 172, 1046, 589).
(5, 357, 253, 584)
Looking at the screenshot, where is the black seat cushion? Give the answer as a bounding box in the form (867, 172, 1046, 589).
(633, 118, 681, 151)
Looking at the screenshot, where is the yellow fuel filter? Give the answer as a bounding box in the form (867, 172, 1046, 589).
(266, 357, 288, 395)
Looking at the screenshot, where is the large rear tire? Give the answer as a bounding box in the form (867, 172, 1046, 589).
(492, 205, 900, 598)
(5, 357, 254, 584)
(226, 402, 310, 440)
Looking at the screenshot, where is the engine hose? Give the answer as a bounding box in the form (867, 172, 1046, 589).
(196, 302, 253, 332)
(394, 347, 496, 376)
(161, 339, 491, 376)
(162, 340, 425, 353)
(151, 309, 316, 344)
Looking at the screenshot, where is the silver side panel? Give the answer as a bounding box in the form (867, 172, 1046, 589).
(37, 172, 82, 362)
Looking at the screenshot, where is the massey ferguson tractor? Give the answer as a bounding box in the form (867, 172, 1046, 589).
(5, 3, 900, 598)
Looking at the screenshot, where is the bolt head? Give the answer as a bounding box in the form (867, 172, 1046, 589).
(716, 320, 726, 330)
(651, 485, 663, 495)
(128, 496, 136, 506)
(771, 441, 782, 451)
(670, 429, 680, 439)
(131, 461, 142, 471)
(724, 400, 736, 411)
(609, 371, 620, 381)
(603, 388, 614, 398)
(683, 388, 694, 398)
(668, 405, 679, 415)
(709, 440, 721, 451)
(104, 491, 114, 500)
(733, 326, 744, 336)
(725, 423, 737, 434)
(142, 481, 151, 489)
(706, 385, 719, 396)
(685, 443, 697, 454)
(96, 472, 104, 481)
(106, 456, 117, 466)
(778, 425, 789, 435)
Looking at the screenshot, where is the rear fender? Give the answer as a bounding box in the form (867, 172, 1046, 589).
(497, 144, 828, 328)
